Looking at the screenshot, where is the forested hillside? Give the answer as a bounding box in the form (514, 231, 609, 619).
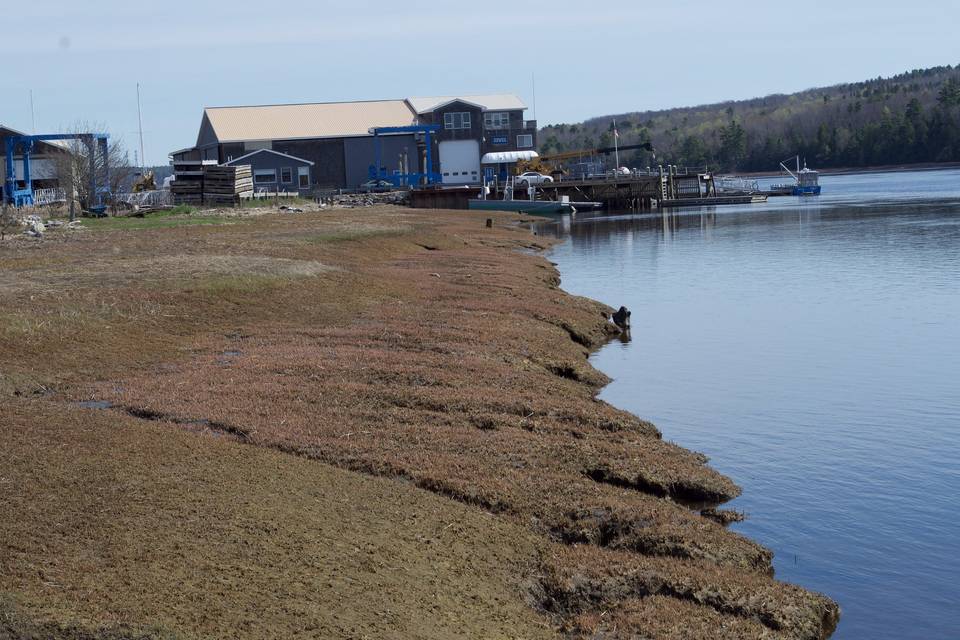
(539, 65, 960, 172)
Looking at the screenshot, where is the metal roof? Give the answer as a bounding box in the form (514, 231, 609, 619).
(0, 124, 71, 153)
(203, 100, 417, 143)
(405, 94, 527, 114)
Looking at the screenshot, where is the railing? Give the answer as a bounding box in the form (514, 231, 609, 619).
(114, 190, 173, 208)
(714, 176, 760, 194)
(33, 188, 66, 205)
(252, 188, 301, 199)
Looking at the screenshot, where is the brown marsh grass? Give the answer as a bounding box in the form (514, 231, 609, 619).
(0, 205, 838, 639)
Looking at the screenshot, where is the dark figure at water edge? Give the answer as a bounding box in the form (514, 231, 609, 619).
(612, 306, 631, 329)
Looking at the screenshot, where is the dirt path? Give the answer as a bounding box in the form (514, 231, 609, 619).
(0, 206, 838, 639)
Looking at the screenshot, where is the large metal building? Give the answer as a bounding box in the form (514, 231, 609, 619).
(171, 94, 537, 190)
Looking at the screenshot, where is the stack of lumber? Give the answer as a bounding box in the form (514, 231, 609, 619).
(170, 159, 213, 205)
(203, 165, 253, 206)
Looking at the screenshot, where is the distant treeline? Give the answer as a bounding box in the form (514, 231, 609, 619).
(539, 65, 960, 172)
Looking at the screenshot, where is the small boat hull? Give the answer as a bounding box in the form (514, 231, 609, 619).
(468, 199, 574, 214)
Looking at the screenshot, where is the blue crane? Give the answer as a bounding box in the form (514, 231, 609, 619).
(4, 132, 111, 213)
(367, 125, 441, 187)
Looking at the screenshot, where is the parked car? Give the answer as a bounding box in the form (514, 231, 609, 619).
(516, 172, 554, 187)
(360, 179, 394, 192)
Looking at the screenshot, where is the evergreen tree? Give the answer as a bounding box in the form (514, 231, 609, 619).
(719, 121, 746, 170)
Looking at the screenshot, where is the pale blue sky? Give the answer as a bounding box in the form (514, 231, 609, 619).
(5, 0, 957, 164)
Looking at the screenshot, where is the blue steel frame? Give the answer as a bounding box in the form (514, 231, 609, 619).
(368, 125, 441, 187)
(3, 132, 111, 212)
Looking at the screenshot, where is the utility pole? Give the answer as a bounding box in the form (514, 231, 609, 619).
(531, 72, 537, 122)
(136, 83, 145, 170)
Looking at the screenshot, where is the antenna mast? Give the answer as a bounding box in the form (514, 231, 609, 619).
(136, 83, 146, 170)
(29, 90, 36, 133)
(531, 72, 537, 121)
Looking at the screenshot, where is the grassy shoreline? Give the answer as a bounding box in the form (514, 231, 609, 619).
(0, 205, 839, 639)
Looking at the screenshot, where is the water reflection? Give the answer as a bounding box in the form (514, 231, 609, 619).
(546, 169, 960, 640)
(541, 200, 843, 243)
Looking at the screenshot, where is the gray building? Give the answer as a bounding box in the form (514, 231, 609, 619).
(171, 95, 537, 190)
(224, 149, 314, 195)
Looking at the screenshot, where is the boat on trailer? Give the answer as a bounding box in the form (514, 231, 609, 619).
(770, 156, 822, 196)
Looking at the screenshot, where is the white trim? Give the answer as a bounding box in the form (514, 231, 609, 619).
(420, 98, 486, 113)
(254, 168, 277, 184)
(443, 112, 472, 130)
(483, 112, 510, 130)
(297, 166, 310, 189)
(224, 148, 315, 166)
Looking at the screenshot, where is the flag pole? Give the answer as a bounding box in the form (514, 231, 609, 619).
(613, 118, 620, 170)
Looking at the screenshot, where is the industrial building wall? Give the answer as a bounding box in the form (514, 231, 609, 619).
(220, 143, 245, 163)
(343, 134, 419, 188)
(272, 138, 345, 188)
(419, 101, 484, 176)
(196, 115, 218, 149)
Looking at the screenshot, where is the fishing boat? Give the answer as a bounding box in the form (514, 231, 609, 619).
(770, 156, 822, 196)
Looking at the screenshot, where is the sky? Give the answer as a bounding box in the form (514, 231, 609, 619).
(4, 0, 958, 165)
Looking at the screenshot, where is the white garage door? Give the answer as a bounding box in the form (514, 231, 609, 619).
(439, 140, 480, 184)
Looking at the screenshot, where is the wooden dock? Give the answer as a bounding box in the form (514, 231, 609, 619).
(409, 166, 766, 212)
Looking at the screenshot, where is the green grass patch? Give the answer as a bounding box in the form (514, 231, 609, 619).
(144, 204, 197, 217)
(238, 196, 314, 209)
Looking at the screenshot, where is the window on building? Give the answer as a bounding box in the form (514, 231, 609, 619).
(484, 112, 510, 130)
(298, 166, 310, 189)
(254, 169, 276, 184)
(280, 167, 293, 184)
(517, 134, 533, 148)
(443, 112, 472, 130)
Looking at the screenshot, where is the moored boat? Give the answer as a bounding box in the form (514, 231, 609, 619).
(770, 156, 822, 196)
(468, 199, 575, 214)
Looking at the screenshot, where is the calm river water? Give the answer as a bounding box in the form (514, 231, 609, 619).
(543, 169, 960, 639)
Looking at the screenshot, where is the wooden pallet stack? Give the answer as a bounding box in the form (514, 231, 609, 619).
(170, 159, 213, 205)
(202, 165, 253, 206)
(170, 160, 203, 204)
